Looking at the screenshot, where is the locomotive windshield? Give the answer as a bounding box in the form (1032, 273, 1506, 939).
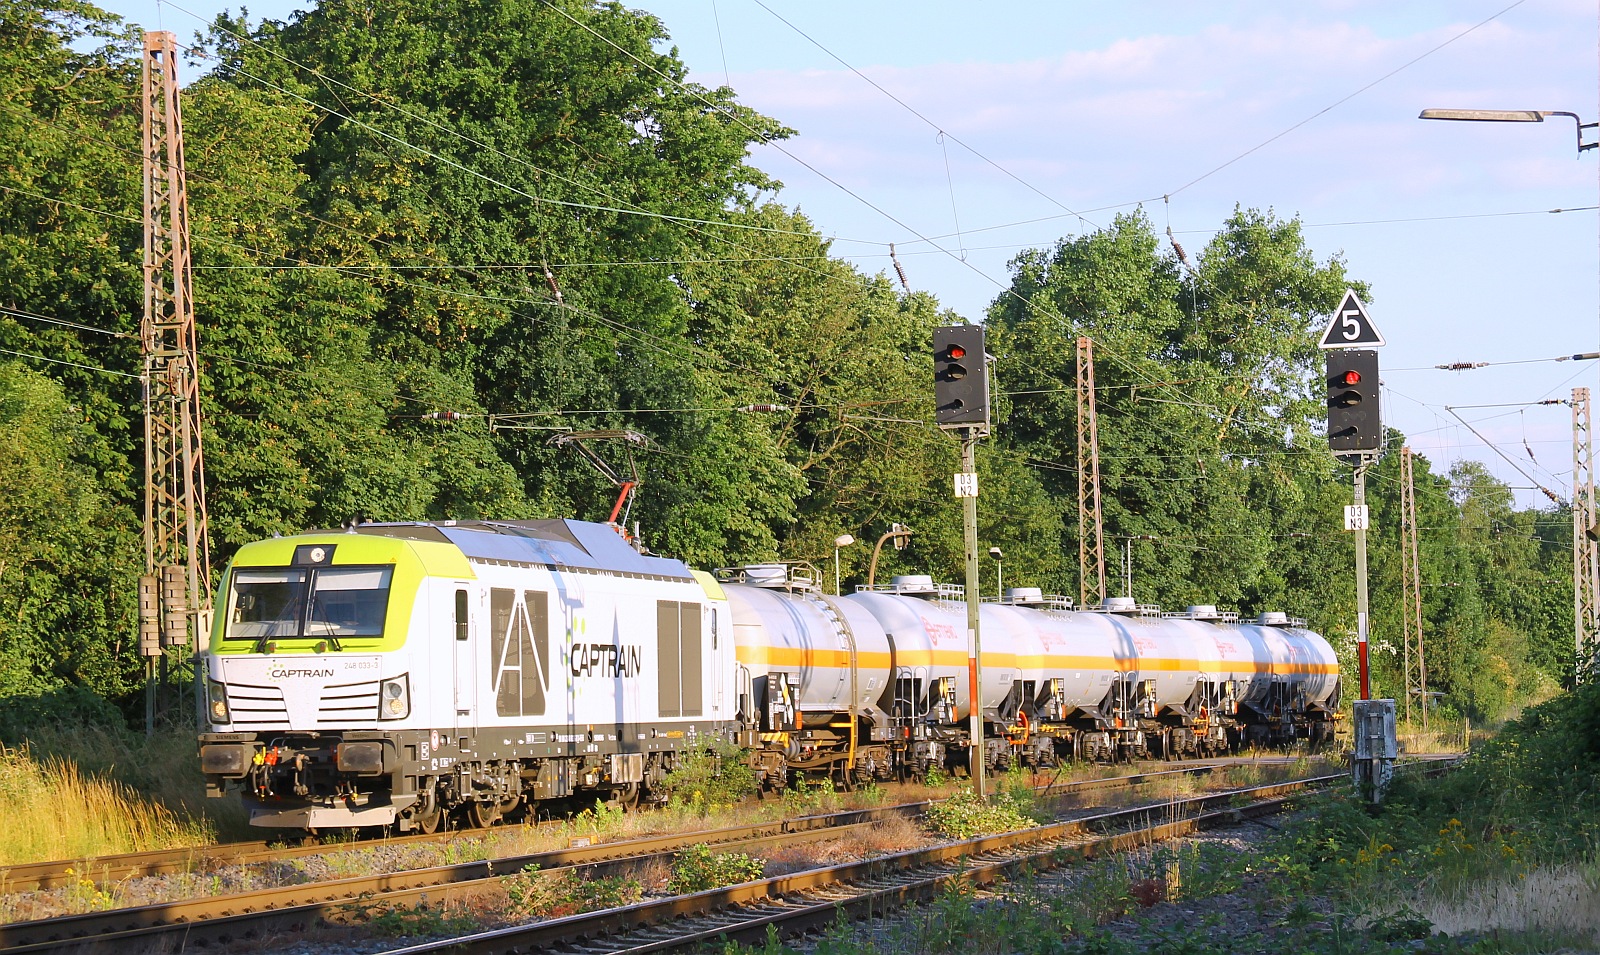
(226, 566, 393, 644)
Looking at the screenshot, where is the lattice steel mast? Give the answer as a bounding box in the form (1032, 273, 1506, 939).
(1573, 388, 1599, 680)
(141, 31, 212, 731)
(1399, 447, 1426, 728)
(1076, 336, 1105, 606)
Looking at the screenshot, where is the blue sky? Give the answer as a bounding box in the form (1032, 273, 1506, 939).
(103, 0, 1600, 510)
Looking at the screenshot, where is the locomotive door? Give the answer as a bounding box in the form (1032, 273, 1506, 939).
(452, 583, 477, 730)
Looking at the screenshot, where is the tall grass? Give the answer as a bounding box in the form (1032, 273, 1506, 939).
(1415, 859, 1600, 945)
(0, 743, 214, 865)
(1395, 714, 1473, 755)
(1264, 679, 1600, 946)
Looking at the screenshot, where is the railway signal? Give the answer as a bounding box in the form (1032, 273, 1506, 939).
(1319, 291, 1386, 705)
(933, 323, 992, 799)
(933, 325, 989, 429)
(1326, 349, 1381, 453)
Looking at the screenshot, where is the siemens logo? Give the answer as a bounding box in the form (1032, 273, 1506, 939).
(269, 668, 335, 679)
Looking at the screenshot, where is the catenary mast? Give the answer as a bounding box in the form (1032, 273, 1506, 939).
(141, 31, 212, 732)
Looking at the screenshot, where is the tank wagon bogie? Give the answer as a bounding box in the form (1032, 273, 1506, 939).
(198, 518, 1340, 832)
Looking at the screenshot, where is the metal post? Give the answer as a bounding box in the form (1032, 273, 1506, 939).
(1354, 461, 1370, 700)
(1076, 337, 1106, 606)
(1573, 388, 1599, 680)
(1400, 447, 1427, 730)
(962, 429, 986, 800)
(142, 31, 212, 734)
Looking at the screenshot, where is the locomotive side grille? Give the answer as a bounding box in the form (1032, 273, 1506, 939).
(224, 682, 289, 727)
(319, 679, 380, 722)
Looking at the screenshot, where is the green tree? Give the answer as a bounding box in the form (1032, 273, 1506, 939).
(0, 363, 140, 700)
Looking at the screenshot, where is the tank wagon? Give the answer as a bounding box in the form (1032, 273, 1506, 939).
(198, 519, 1339, 832)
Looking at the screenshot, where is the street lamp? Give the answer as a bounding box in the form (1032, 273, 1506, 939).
(833, 534, 856, 595)
(865, 523, 913, 588)
(988, 547, 1003, 600)
(1418, 108, 1597, 154)
(1421, 108, 1600, 677)
(1121, 535, 1157, 599)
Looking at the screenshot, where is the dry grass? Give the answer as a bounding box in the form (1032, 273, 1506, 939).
(1396, 720, 1472, 756)
(1399, 862, 1600, 944)
(0, 743, 214, 867)
(761, 815, 932, 877)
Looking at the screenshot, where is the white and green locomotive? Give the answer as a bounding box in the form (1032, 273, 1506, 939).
(198, 519, 740, 831)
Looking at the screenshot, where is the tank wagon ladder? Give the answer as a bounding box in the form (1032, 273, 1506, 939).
(801, 591, 862, 788)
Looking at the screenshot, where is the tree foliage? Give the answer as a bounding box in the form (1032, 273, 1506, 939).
(0, 0, 1575, 728)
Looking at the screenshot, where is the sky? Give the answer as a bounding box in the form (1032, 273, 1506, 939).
(102, 0, 1600, 511)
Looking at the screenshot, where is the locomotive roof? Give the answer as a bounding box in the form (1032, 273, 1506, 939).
(335, 519, 696, 580)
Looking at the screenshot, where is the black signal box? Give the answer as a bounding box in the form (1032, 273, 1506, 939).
(1327, 349, 1381, 453)
(934, 325, 989, 429)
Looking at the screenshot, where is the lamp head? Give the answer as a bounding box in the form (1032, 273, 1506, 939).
(1419, 108, 1548, 123)
(988, 547, 1003, 560)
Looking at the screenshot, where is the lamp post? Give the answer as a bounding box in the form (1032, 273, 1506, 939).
(1120, 535, 1157, 599)
(1418, 108, 1597, 154)
(1421, 108, 1599, 678)
(866, 523, 913, 589)
(988, 547, 1003, 600)
(833, 534, 856, 595)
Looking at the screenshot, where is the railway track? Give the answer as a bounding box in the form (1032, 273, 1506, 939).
(0, 755, 1304, 895)
(0, 758, 1309, 953)
(379, 774, 1346, 955)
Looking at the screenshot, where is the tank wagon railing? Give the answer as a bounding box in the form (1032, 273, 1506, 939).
(855, 580, 967, 601)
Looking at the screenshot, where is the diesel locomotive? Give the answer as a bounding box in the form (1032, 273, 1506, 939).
(197, 518, 1340, 831)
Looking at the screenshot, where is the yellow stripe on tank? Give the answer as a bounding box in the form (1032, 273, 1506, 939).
(736, 645, 1336, 675)
(736, 647, 895, 668)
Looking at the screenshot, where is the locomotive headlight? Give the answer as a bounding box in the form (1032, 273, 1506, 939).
(378, 674, 410, 720)
(206, 679, 231, 724)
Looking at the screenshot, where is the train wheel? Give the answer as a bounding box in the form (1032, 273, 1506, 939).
(465, 798, 502, 828)
(412, 801, 444, 834)
(614, 783, 641, 810)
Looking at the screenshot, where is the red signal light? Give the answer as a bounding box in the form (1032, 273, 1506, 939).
(947, 344, 966, 360)
(1340, 370, 1361, 385)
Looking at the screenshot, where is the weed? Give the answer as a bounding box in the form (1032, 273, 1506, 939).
(572, 798, 626, 839)
(59, 867, 119, 913)
(502, 866, 642, 919)
(339, 898, 477, 938)
(782, 775, 840, 816)
(0, 742, 216, 865)
(666, 843, 765, 893)
(924, 787, 1037, 839)
(663, 742, 759, 812)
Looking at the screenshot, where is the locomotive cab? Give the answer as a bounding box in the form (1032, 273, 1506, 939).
(198, 533, 444, 829)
